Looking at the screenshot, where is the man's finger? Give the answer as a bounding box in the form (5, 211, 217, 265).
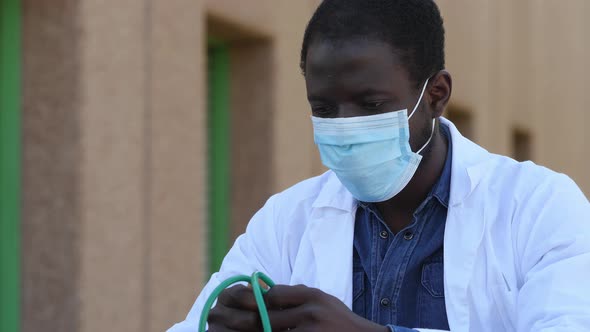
(208, 305, 261, 332)
(267, 306, 309, 331)
(217, 284, 259, 310)
(264, 284, 317, 309)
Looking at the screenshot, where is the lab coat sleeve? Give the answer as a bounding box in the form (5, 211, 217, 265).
(515, 174, 590, 331)
(168, 194, 285, 332)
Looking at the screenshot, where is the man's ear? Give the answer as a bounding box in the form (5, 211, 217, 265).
(427, 70, 452, 118)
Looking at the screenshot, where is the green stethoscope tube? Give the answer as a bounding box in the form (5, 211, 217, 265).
(199, 271, 276, 332)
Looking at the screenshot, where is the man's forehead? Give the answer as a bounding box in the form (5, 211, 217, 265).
(310, 43, 398, 71)
(305, 39, 396, 68)
(305, 39, 411, 88)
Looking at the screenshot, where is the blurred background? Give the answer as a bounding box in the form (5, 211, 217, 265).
(0, 0, 588, 331)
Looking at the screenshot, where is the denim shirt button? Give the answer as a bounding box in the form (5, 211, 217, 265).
(380, 298, 391, 307)
(379, 230, 389, 239)
(403, 231, 414, 240)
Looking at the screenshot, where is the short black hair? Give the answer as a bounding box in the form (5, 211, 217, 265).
(300, 0, 445, 87)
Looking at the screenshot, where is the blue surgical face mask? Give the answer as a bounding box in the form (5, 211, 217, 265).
(312, 79, 435, 202)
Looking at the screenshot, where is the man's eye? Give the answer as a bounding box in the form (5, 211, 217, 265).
(363, 101, 386, 110)
(311, 105, 335, 117)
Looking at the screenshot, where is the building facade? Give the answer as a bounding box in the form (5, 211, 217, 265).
(0, 0, 588, 331)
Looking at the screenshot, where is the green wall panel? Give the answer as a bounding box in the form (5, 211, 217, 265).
(0, 0, 22, 331)
(207, 41, 230, 274)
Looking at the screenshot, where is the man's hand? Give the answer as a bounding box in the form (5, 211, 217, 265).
(207, 284, 388, 332)
(265, 284, 388, 332)
(207, 284, 262, 332)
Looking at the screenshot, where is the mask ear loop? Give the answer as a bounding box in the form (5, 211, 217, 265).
(408, 78, 430, 120)
(408, 78, 435, 155)
(417, 119, 436, 155)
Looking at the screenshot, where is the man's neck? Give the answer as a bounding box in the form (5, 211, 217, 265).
(376, 127, 449, 233)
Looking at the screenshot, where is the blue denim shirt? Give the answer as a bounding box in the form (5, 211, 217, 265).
(352, 124, 452, 332)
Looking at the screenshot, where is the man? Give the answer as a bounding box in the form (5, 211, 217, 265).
(169, 1, 590, 331)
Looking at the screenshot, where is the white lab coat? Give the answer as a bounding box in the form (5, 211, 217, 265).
(169, 119, 590, 332)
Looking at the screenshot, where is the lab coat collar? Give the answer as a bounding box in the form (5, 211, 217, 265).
(440, 117, 493, 207)
(311, 171, 358, 212)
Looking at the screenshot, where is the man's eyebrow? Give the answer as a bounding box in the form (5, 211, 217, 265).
(307, 89, 397, 102)
(352, 88, 394, 99)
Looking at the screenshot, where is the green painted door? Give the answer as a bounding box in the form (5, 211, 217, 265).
(207, 40, 230, 274)
(0, 0, 21, 331)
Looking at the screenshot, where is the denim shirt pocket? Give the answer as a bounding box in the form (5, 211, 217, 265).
(421, 260, 444, 297)
(418, 255, 449, 329)
(352, 271, 366, 317)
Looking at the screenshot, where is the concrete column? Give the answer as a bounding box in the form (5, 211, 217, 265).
(78, 1, 147, 331)
(148, 1, 207, 330)
(22, 1, 82, 331)
(530, 1, 586, 187)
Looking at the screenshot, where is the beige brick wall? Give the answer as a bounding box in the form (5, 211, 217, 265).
(21, 1, 590, 332)
(23, 0, 208, 331)
(437, 0, 590, 194)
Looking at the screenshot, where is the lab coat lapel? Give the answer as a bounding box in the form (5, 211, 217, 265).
(309, 173, 357, 308)
(309, 208, 356, 308)
(441, 118, 492, 330)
